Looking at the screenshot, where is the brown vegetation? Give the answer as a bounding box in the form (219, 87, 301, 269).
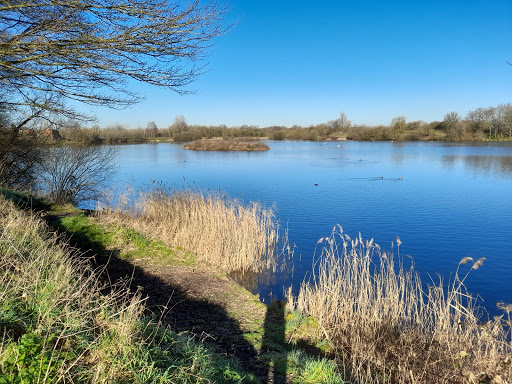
(103, 189, 289, 274)
(183, 138, 270, 151)
(289, 226, 512, 384)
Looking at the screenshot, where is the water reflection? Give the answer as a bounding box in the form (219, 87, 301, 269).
(229, 264, 294, 304)
(146, 143, 161, 163)
(443, 155, 512, 175)
(172, 143, 189, 164)
(391, 153, 405, 165)
(229, 269, 272, 295)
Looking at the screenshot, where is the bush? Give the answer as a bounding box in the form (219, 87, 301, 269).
(38, 145, 117, 205)
(0, 125, 41, 190)
(183, 138, 270, 151)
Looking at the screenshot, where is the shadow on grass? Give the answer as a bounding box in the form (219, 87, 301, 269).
(43, 211, 263, 379)
(1, 190, 333, 383)
(262, 301, 287, 384)
(0, 188, 52, 212)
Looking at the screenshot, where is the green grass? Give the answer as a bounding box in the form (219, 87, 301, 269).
(58, 213, 114, 249)
(58, 204, 344, 383)
(0, 195, 257, 383)
(0, 190, 345, 383)
(57, 213, 197, 266)
(287, 350, 343, 384)
(52, 212, 343, 383)
(0, 187, 52, 212)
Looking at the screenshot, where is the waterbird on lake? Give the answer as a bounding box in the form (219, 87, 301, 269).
(314, 183, 319, 186)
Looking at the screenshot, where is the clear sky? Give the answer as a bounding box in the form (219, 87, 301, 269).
(91, 0, 512, 129)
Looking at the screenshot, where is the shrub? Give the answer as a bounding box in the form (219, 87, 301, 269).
(183, 138, 270, 151)
(38, 145, 117, 205)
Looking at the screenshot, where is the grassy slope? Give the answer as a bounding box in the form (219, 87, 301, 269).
(0, 193, 259, 383)
(0, 189, 343, 383)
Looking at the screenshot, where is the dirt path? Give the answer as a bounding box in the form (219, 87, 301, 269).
(130, 259, 269, 373)
(46, 211, 286, 382)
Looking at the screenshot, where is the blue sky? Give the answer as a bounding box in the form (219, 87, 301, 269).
(92, 0, 512, 128)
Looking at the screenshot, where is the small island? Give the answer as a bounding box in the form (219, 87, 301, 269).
(183, 138, 270, 151)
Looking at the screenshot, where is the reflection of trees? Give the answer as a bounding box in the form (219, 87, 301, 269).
(390, 142, 409, 165)
(172, 144, 189, 164)
(391, 153, 405, 165)
(443, 155, 512, 175)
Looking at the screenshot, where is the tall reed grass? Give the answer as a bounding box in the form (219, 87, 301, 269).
(289, 226, 511, 384)
(107, 189, 289, 274)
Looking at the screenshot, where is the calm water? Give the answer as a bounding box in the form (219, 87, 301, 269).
(107, 141, 512, 315)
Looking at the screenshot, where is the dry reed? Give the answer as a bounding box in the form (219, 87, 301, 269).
(107, 189, 289, 274)
(289, 225, 511, 384)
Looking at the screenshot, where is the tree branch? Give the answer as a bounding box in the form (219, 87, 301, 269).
(0, 0, 229, 119)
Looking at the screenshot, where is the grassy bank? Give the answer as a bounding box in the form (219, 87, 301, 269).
(0, 194, 257, 383)
(9, 185, 510, 383)
(0, 190, 343, 383)
(289, 226, 512, 384)
(183, 138, 270, 151)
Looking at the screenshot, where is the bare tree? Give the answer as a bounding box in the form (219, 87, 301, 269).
(502, 105, 512, 138)
(0, 1, 227, 196)
(442, 111, 462, 136)
(0, 107, 46, 189)
(444, 112, 461, 125)
(329, 112, 352, 130)
(0, 128, 40, 189)
(391, 116, 406, 139)
(170, 114, 188, 134)
(340, 112, 352, 130)
(38, 145, 117, 205)
(0, 0, 228, 120)
(145, 121, 158, 138)
(467, 106, 499, 139)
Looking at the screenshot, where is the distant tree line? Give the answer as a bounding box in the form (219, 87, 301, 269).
(51, 103, 512, 145)
(346, 104, 512, 142)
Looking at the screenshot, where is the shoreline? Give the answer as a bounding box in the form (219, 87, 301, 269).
(0, 189, 337, 383)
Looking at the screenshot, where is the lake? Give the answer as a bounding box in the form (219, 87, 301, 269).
(108, 140, 512, 316)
